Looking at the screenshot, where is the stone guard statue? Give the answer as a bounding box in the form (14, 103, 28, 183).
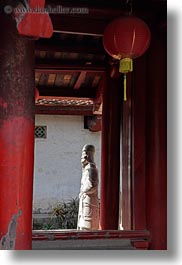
(77, 144, 99, 230)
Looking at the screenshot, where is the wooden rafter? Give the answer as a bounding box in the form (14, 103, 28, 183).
(74, 71, 87, 90)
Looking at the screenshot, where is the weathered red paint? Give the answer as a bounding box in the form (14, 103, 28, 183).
(0, 118, 34, 249)
(0, 14, 35, 250)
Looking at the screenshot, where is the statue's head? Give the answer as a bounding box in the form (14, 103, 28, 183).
(81, 144, 95, 167)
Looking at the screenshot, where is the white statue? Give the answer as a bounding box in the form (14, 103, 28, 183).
(77, 144, 99, 230)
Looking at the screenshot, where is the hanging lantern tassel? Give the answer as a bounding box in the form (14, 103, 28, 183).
(123, 74, 127, 101)
(119, 58, 133, 102)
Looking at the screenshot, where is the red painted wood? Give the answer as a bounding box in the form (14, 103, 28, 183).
(132, 241, 149, 250)
(15, 1, 53, 38)
(0, 16, 35, 250)
(131, 55, 147, 230)
(121, 29, 167, 249)
(100, 69, 122, 229)
(146, 31, 167, 250)
(0, 119, 35, 250)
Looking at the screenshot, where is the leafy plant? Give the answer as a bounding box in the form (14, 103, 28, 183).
(52, 197, 79, 229)
(33, 197, 79, 230)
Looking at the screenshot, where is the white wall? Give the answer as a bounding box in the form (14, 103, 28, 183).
(33, 115, 101, 213)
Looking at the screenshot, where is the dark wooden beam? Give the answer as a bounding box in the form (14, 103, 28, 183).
(46, 1, 126, 20)
(44, 1, 166, 35)
(45, 2, 125, 36)
(37, 86, 97, 98)
(35, 62, 106, 73)
(74, 71, 87, 90)
(35, 105, 93, 115)
(50, 15, 106, 36)
(35, 40, 105, 54)
(51, 12, 164, 36)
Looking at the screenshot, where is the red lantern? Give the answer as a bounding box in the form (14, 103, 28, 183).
(103, 16, 151, 59)
(103, 16, 151, 101)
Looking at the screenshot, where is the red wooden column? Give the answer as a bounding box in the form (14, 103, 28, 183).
(131, 55, 147, 230)
(100, 66, 122, 230)
(0, 14, 35, 249)
(146, 31, 167, 250)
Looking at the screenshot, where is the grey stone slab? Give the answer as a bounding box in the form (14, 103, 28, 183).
(32, 239, 135, 250)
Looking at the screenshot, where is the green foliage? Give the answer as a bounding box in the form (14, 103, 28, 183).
(33, 218, 58, 230)
(53, 197, 79, 229)
(33, 197, 79, 230)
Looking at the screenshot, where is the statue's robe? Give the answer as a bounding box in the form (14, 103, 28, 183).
(77, 163, 99, 230)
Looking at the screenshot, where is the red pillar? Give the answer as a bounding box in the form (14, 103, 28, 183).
(100, 67, 122, 230)
(0, 14, 35, 249)
(146, 31, 167, 249)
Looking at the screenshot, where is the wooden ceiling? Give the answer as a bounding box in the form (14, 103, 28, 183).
(35, 32, 105, 115)
(35, 0, 167, 115)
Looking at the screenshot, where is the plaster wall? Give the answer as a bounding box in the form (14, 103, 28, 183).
(33, 115, 101, 213)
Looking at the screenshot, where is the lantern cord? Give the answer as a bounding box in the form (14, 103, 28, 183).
(124, 74, 127, 101)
